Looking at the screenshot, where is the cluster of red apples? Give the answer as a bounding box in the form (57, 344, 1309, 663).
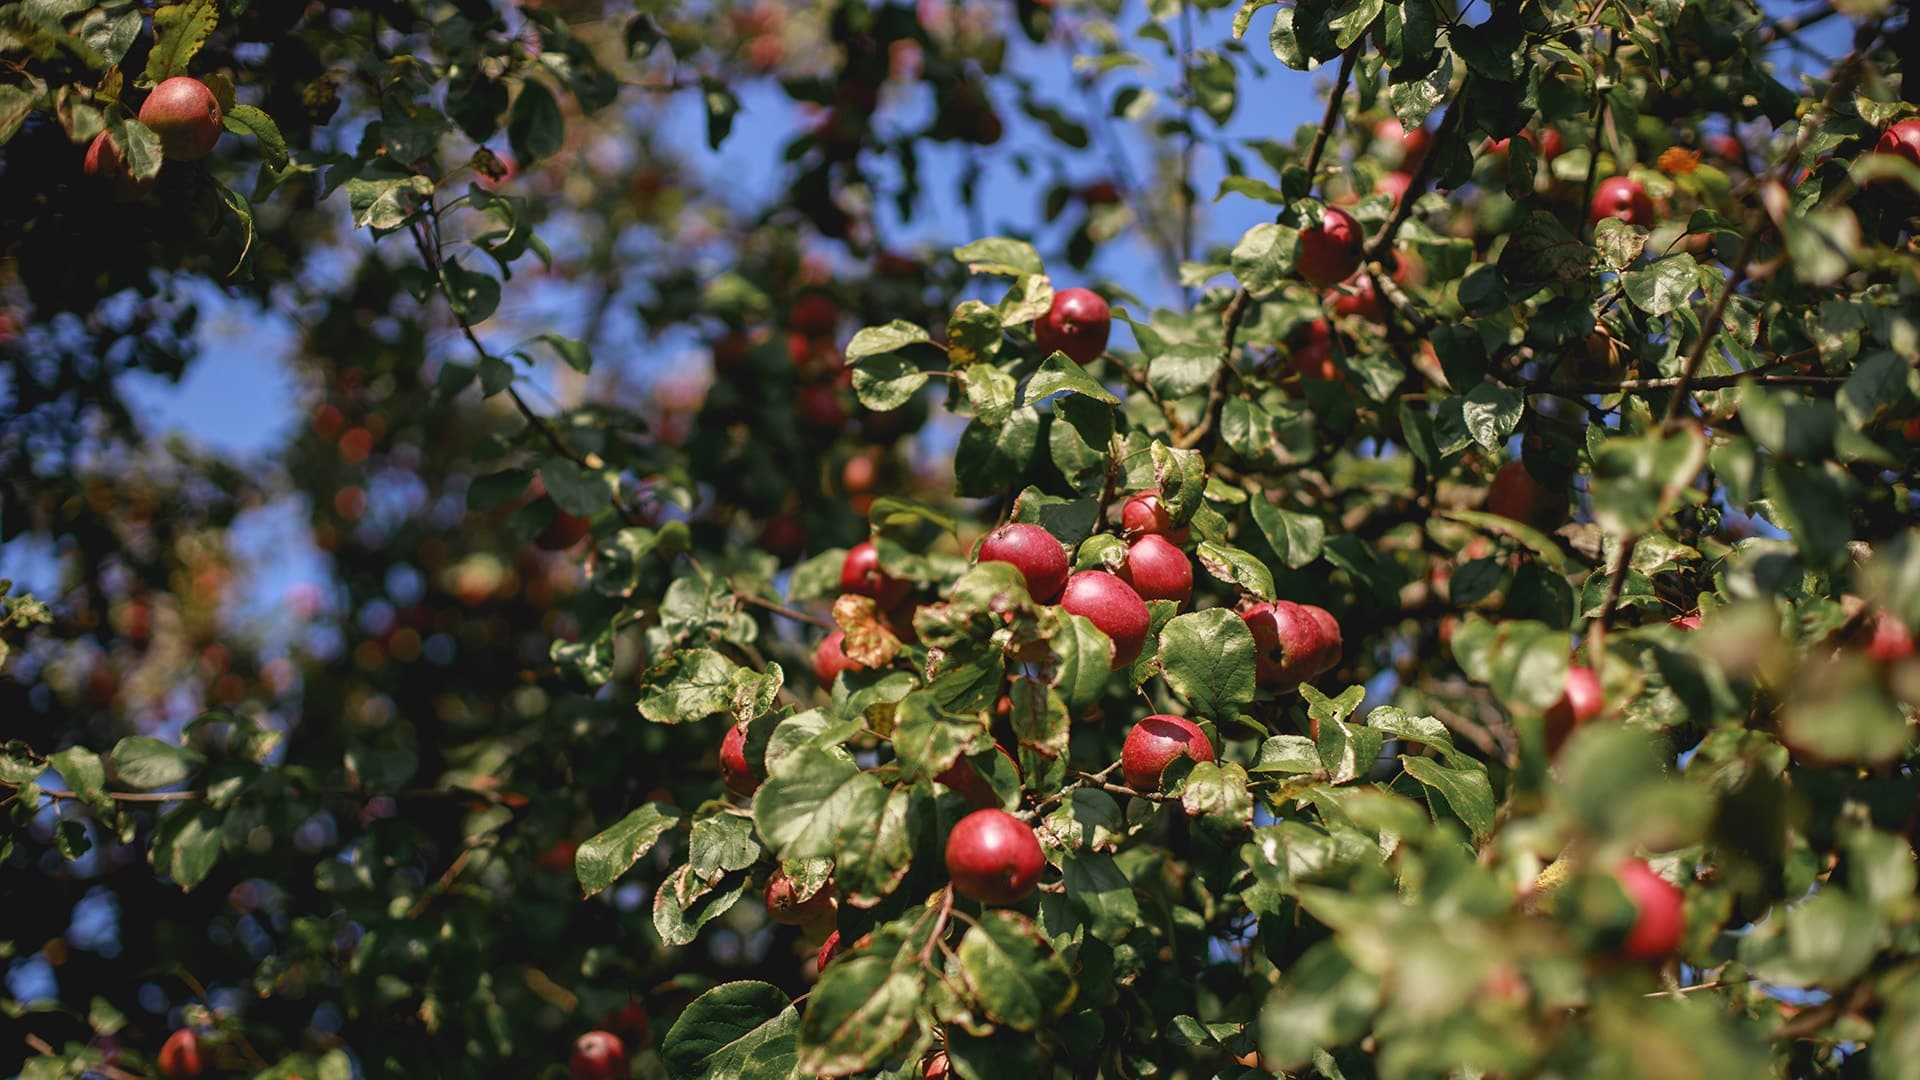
(83, 76, 224, 201)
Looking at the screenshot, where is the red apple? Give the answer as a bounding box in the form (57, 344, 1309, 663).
(1707, 133, 1743, 165)
(1543, 664, 1603, 757)
(1670, 613, 1702, 631)
(1614, 859, 1685, 961)
(944, 808, 1045, 904)
(765, 870, 834, 925)
(139, 77, 223, 161)
(569, 1030, 628, 1080)
(1485, 460, 1565, 532)
(1877, 120, 1920, 169)
(83, 131, 155, 201)
(1862, 610, 1915, 662)
(536, 504, 592, 551)
(1375, 118, 1429, 166)
(1373, 170, 1412, 207)
(795, 383, 847, 432)
(1242, 601, 1341, 691)
(1120, 490, 1190, 545)
(600, 1002, 651, 1045)
(1033, 287, 1111, 366)
(1536, 127, 1565, 160)
(789, 294, 838, 336)
(157, 1030, 203, 1079)
(813, 630, 867, 686)
(1297, 206, 1364, 289)
(816, 929, 843, 970)
(935, 744, 1018, 809)
(720, 724, 759, 797)
(977, 522, 1070, 602)
(757, 513, 807, 563)
(1059, 571, 1151, 668)
(1589, 175, 1655, 228)
(1288, 318, 1340, 382)
(1120, 714, 1216, 790)
(1117, 534, 1193, 606)
(841, 541, 911, 608)
(923, 1050, 952, 1078)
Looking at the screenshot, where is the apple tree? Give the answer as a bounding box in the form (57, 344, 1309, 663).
(3, 0, 1920, 1077)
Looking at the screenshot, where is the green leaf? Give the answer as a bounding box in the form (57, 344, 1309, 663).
(703, 80, 739, 149)
(953, 408, 1041, 498)
(689, 807, 760, 884)
(851, 354, 929, 412)
(1249, 500, 1325, 570)
(833, 784, 915, 907)
(654, 863, 749, 947)
(1592, 217, 1647, 271)
(1329, 0, 1385, 48)
(577, 803, 681, 898)
(953, 237, 1044, 277)
(346, 175, 432, 231)
(797, 956, 922, 1076)
(947, 300, 1003, 367)
(1230, 222, 1301, 296)
(221, 103, 289, 169)
(1400, 756, 1495, 839)
(1195, 540, 1276, 600)
(1049, 612, 1115, 712)
(1497, 211, 1590, 285)
(539, 457, 614, 516)
(1158, 609, 1257, 722)
(637, 649, 740, 724)
(1460, 382, 1524, 453)
(846, 320, 931, 363)
(149, 804, 224, 889)
(143, 0, 217, 83)
(1181, 760, 1255, 826)
(891, 690, 991, 781)
(508, 80, 565, 164)
(1620, 254, 1703, 316)
(660, 982, 801, 1080)
(1781, 204, 1860, 287)
(48, 746, 109, 812)
(1149, 442, 1207, 523)
(1027, 351, 1119, 406)
(106, 736, 204, 790)
(955, 911, 1077, 1031)
(1316, 718, 1384, 785)
(1589, 427, 1708, 537)
(1253, 735, 1321, 774)
(753, 752, 882, 861)
(440, 258, 500, 324)
(528, 333, 594, 374)
(1061, 851, 1142, 938)
(1738, 888, 1882, 988)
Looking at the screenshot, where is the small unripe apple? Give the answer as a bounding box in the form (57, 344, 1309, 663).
(720, 724, 759, 797)
(1120, 490, 1190, 545)
(1485, 460, 1566, 532)
(841, 541, 911, 608)
(977, 522, 1070, 602)
(935, 743, 1018, 809)
(569, 1030, 628, 1080)
(1120, 714, 1215, 790)
(1242, 601, 1340, 691)
(813, 630, 867, 686)
(944, 808, 1045, 904)
(1877, 119, 1920, 169)
(1033, 287, 1111, 365)
(1589, 175, 1655, 228)
(1614, 859, 1685, 961)
(1059, 571, 1151, 668)
(765, 870, 835, 925)
(157, 1030, 203, 1079)
(1117, 534, 1192, 606)
(1861, 610, 1915, 663)
(1297, 206, 1364, 289)
(1543, 664, 1603, 757)
(139, 77, 223, 161)
(83, 131, 155, 201)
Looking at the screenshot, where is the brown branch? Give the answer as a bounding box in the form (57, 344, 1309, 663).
(1530, 371, 1844, 396)
(1179, 44, 1359, 452)
(734, 591, 834, 630)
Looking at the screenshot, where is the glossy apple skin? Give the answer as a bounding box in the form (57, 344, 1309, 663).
(1297, 206, 1364, 289)
(935, 744, 1018, 809)
(1543, 665, 1604, 757)
(569, 1030, 629, 1080)
(1059, 571, 1151, 668)
(1118, 534, 1193, 606)
(1878, 120, 1920, 168)
(1589, 175, 1655, 227)
(841, 541, 911, 608)
(1120, 491, 1190, 545)
(1615, 859, 1685, 961)
(812, 630, 867, 686)
(157, 1029, 203, 1079)
(944, 808, 1045, 904)
(1242, 601, 1341, 690)
(720, 724, 759, 797)
(83, 132, 156, 201)
(978, 522, 1070, 602)
(1121, 714, 1216, 790)
(765, 870, 835, 925)
(140, 77, 223, 161)
(1033, 287, 1111, 365)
